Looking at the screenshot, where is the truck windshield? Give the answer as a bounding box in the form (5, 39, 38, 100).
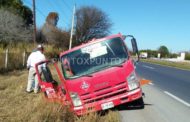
(61, 37, 128, 79)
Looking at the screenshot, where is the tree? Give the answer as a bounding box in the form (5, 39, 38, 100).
(0, 0, 33, 25)
(158, 45, 169, 58)
(42, 12, 59, 43)
(45, 12, 59, 26)
(41, 12, 70, 48)
(0, 8, 32, 43)
(75, 6, 112, 44)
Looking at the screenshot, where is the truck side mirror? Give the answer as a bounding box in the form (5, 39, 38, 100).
(131, 38, 138, 53)
(131, 37, 140, 62)
(122, 35, 140, 63)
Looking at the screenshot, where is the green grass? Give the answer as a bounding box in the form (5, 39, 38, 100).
(141, 59, 190, 71)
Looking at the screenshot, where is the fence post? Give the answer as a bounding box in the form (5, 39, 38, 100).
(5, 49, 8, 69)
(23, 50, 26, 67)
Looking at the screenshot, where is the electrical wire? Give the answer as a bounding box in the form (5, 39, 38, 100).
(23, 0, 72, 28)
(47, 0, 71, 27)
(23, 0, 46, 18)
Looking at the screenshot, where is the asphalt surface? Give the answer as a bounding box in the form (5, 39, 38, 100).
(137, 62, 190, 103)
(119, 61, 190, 122)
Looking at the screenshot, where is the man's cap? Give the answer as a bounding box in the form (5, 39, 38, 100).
(37, 44, 43, 48)
(37, 44, 44, 50)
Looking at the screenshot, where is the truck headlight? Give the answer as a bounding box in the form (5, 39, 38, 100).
(127, 72, 140, 91)
(70, 92, 82, 107)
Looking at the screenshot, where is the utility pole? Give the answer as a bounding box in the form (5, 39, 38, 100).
(32, 0, 36, 45)
(69, 4, 76, 49)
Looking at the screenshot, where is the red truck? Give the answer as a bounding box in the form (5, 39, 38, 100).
(35, 33, 144, 115)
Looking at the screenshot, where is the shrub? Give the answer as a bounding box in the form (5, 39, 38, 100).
(185, 53, 190, 60)
(44, 45, 63, 59)
(168, 53, 178, 58)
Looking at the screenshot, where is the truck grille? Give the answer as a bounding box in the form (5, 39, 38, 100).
(80, 81, 128, 104)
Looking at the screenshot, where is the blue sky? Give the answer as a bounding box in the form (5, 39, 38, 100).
(23, 0, 190, 52)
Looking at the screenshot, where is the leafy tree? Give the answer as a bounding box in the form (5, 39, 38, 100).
(0, 0, 33, 25)
(75, 6, 112, 44)
(158, 45, 169, 58)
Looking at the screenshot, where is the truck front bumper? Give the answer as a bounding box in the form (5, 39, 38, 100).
(73, 88, 142, 115)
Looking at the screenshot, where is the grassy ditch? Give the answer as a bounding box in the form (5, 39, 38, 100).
(0, 70, 120, 122)
(141, 59, 190, 71)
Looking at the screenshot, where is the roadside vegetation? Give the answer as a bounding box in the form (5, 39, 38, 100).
(140, 45, 190, 71)
(0, 43, 63, 73)
(0, 1, 118, 121)
(0, 0, 112, 74)
(0, 70, 120, 122)
(140, 45, 190, 60)
(141, 59, 190, 71)
(185, 53, 190, 60)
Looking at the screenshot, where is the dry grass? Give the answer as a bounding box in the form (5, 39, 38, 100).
(75, 111, 120, 122)
(0, 43, 63, 73)
(0, 43, 33, 73)
(0, 70, 121, 122)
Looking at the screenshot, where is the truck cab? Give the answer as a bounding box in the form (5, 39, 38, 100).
(35, 33, 143, 115)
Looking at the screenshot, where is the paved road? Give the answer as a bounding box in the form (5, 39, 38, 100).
(137, 62, 190, 103)
(119, 61, 190, 122)
(120, 85, 190, 122)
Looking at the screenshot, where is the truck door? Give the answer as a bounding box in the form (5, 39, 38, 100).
(35, 60, 66, 100)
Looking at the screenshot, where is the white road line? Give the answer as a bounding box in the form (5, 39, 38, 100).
(142, 65, 155, 69)
(164, 91, 190, 107)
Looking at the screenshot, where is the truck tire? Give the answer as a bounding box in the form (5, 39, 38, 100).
(135, 97, 144, 109)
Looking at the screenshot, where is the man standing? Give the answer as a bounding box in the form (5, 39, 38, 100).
(26, 45, 46, 93)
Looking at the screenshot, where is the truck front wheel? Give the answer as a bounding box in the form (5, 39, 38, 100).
(134, 97, 144, 109)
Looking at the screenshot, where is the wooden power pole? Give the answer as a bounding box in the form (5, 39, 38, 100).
(32, 0, 36, 45)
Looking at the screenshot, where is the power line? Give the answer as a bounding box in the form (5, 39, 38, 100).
(50, 0, 72, 27)
(46, 0, 71, 27)
(24, 0, 72, 28)
(59, 0, 76, 28)
(23, 0, 46, 18)
(62, 0, 73, 12)
(35, 7, 46, 18)
(46, 0, 59, 12)
(56, 0, 71, 17)
(52, 0, 71, 20)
